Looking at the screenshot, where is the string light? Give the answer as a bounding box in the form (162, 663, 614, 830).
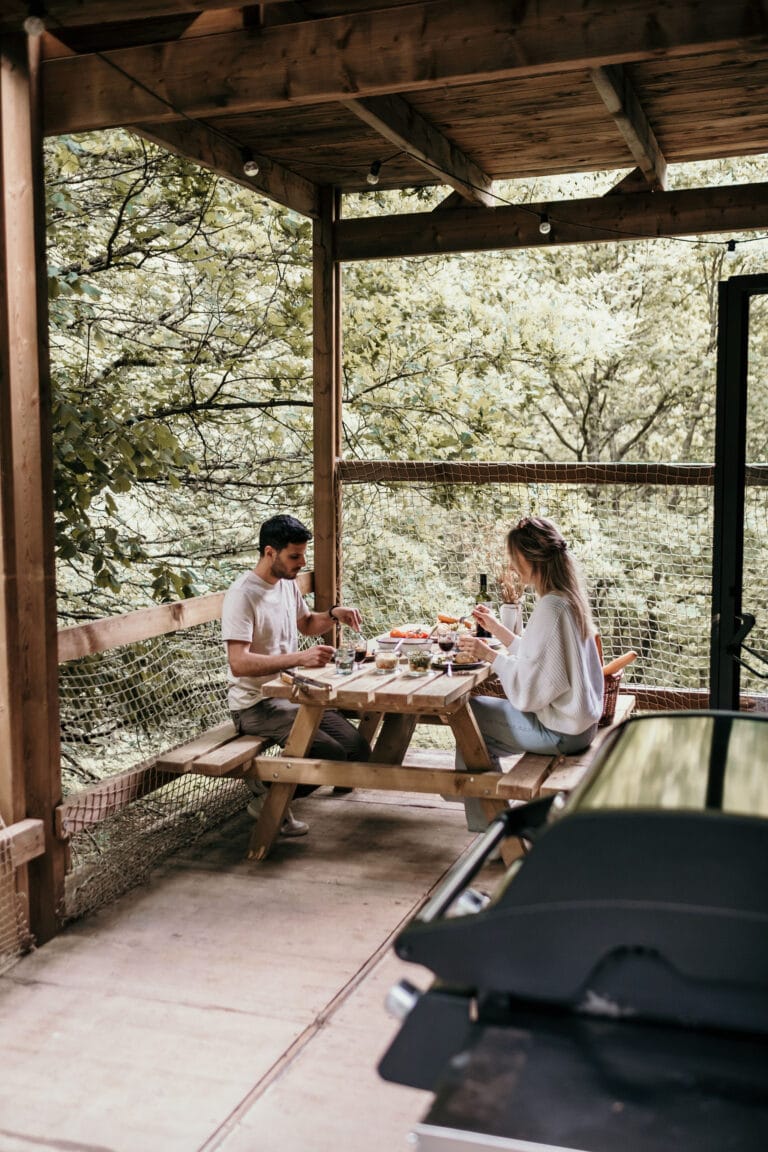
(538, 212, 552, 236)
(725, 239, 738, 259)
(241, 149, 260, 178)
(23, 1, 46, 35)
(366, 160, 382, 186)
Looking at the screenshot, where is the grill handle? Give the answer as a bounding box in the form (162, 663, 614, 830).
(415, 795, 558, 925)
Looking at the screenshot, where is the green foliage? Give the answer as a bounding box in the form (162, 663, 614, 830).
(46, 129, 768, 698)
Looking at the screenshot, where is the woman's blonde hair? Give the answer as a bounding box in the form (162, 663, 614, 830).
(506, 516, 595, 640)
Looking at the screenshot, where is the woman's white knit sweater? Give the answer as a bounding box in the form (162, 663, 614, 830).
(491, 592, 604, 735)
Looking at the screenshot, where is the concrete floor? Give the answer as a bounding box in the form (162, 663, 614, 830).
(0, 788, 493, 1152)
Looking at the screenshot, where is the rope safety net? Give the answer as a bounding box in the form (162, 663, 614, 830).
(44, 462, 767, 933)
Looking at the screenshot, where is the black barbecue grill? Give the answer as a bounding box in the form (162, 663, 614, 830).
(379, 711, 768, 1152)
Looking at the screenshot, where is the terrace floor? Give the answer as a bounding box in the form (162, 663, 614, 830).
(0, 787, 497, 1152)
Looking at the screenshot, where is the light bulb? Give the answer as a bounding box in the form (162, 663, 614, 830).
(23, 14, 46, 35)
(725, 239, 737, 259)
(366, 160, 381, 186)
(538, 213, 551, 236)
(242, 150, 260, 178)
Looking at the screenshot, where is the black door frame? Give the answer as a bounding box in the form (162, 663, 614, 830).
(710, 272, 768, 708)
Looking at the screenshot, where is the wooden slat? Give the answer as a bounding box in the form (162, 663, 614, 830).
(495, 754, 558, 801)
(154, 721, 236, 771)
(248, 755, 507, 799)
(191, 735, 271, 777)
(0, 818, 45, 867)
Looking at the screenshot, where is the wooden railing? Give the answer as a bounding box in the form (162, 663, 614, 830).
(54, 573, 315, 838)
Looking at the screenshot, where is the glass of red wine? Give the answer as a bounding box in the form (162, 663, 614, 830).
(437, 630, 457, 659)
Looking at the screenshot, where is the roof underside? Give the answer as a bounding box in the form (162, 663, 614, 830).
(3, 1, 768, 231)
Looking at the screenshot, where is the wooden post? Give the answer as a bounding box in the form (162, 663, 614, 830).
(0, 33, 66, 943)
(312, 185, 341, 627)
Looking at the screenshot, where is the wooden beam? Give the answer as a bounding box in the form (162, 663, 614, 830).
(41, 0, 768, 135)
(57, 571, 314, 662)
(1, 1, 282, 34)
(590, 64, 667, 189)
(0, 34, 67, 944)
(334, 181, 768, 261)
(312, 187, 341, 632)
(134, 119, 319, 218)
(39, 32, 320, 220)
(343, 94, 495, 206)
(0, 818, 45, 867)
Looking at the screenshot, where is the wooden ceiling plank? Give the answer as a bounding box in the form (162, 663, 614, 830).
(343, 93, 495, 205)
(334, 180, 768, 261)
(590, 64, 667, 189)
(1, 1, 280, 33)
(41, 0, 768, 136)
(135, 118, 319, 217)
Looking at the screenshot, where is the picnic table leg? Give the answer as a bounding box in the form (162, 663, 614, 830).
(371, 712, 418, 764)
(246, 702, 325, 861)
(446, 705, 523, 868)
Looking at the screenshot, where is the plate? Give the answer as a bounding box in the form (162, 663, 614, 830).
(432, 656, 487, 672)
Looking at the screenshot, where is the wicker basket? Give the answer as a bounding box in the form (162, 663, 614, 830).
(599, 670, 623, 726)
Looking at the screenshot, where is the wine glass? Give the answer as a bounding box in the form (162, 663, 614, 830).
(437, 630, 457, 659)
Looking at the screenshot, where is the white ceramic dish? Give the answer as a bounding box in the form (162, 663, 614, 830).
(375, 625, 432, 649)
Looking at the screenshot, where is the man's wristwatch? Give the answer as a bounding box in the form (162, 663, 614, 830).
(328, 605, 340, 620)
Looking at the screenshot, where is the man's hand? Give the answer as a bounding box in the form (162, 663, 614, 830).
(299, 644, 336, 668)
(332, 605, 363, 631)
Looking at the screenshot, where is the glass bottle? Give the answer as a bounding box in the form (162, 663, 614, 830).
(475, 573, 491, 637)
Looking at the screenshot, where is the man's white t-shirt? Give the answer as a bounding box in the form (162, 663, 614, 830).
(221, 571, 309, 710)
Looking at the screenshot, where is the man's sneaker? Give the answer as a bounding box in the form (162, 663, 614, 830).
(247, 796, 309, 837)
(279, 808, 309, 837)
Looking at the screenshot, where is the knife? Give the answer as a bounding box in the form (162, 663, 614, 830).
(281, 670, 331, 691)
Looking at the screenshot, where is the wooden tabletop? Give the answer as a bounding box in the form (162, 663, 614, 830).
(262, 658, 491, 716)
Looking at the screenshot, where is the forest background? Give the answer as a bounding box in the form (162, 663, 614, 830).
(46, 131, 768, 695)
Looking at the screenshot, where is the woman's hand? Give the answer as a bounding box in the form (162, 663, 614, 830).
(299, 644, 336, 668)
(471, 604, 514, 646)
(457, 632, 496, 662)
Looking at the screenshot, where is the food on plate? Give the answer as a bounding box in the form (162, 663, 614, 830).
(389, 627, 430, 639)
(432, 651, 485, 668)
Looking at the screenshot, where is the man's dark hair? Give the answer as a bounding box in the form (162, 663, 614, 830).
(259, 514, 312, 554)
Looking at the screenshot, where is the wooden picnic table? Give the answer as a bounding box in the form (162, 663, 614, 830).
(246, 658, 521, 865)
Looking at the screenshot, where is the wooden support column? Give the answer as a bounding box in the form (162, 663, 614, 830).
(0, 32, 66, 943)
(312, 185, 342, 624)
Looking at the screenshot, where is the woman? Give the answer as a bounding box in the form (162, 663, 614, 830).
(456, 516, 604, 831)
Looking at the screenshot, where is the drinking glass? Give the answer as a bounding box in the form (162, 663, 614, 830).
(334, 645, 355, 675)
(406, 647, 432, 676)
(437, 630, 457, 657)
(374, 648, 400, 675)
(354, 638, 368, 666)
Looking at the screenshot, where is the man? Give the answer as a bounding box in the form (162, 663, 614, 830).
(222, 514, 370, 837)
